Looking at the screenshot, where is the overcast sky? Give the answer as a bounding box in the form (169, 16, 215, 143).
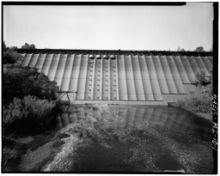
(4, 3, 213, 51)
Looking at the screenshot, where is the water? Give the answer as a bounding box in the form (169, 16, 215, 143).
(52, 105, 213, 173)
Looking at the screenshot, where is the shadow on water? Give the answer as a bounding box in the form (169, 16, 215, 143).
(55, 105, 213, 173)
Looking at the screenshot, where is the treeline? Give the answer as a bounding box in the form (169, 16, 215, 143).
(177, 46, 212, 52)
(3, 42, 36, 64)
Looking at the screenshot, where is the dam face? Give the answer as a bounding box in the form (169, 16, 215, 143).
(19, 50, 213, 105)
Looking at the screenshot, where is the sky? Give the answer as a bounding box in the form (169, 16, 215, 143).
(3, 3, 213, 51)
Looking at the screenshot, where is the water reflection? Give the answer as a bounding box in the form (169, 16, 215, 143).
(54, 105, 213, 173)
(57, 105, 212, 143)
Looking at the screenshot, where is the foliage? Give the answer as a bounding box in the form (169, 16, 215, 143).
(177, 46, 185, 51)
(21, 43, 36, 49)
(177, 71, 212, 114)
(195, 46, 204, 52)
(177, 85, 212, 114)
(3, 66, 58, 105)
(3, 48, 22, 64)
(3, 96, 58, 135)
(195, 71, 212, 86)
(186, 93, 211, 113)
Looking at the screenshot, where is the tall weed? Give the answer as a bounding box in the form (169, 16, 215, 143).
(3, 96, 58, 135)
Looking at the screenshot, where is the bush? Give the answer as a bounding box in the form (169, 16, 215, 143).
(177, 86, 212, 114)
(3, 66, 58, 105)
(21, 43, 36, 49)
(177, 71, 213, 114)
(187, 94, 211, 113)
(3, 96, 59, 135)
(195, 71, 212, 86)
(3, 48, 22, 64)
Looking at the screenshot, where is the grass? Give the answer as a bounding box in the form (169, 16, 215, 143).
(3, 96, 60, 136)
(176, 83, 212, 119)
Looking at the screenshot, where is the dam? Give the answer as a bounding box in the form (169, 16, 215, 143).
(19, 49, 213, 105)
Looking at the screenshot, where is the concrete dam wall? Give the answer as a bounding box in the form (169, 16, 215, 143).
(19, 49, 213, 105)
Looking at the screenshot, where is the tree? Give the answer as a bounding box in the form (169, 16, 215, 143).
(177, 46, 185, 51)
(195, 46, 204, 52)
(21, 43, 36, 49)
(3, 66, 58, 105)
(3, 42, 21, 64)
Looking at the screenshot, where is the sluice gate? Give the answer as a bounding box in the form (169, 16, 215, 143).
(19, 49, 213, 104)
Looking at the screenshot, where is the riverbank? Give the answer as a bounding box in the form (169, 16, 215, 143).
(169, 103, 212, 121)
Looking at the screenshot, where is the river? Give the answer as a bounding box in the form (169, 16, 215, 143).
(5, 105, 214, 173)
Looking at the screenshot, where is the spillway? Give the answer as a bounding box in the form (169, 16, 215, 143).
(18, 49, 213, 105)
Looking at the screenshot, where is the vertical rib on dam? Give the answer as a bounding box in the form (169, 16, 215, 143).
(19, 49, 213, 105)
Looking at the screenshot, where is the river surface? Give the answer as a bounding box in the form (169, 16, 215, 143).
(6, 105, 213, 173)
(48, 105, 213, 173)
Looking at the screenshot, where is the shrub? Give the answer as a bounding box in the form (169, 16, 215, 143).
(3, 48, 22, 64)
(21, 43, 36, 49)
(187, 94, 211, 113)
(195, 71, 212, 86)
(177, 86, 212, 114)
(3, 66, 58, 105)
(3, 96, 58, 135)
